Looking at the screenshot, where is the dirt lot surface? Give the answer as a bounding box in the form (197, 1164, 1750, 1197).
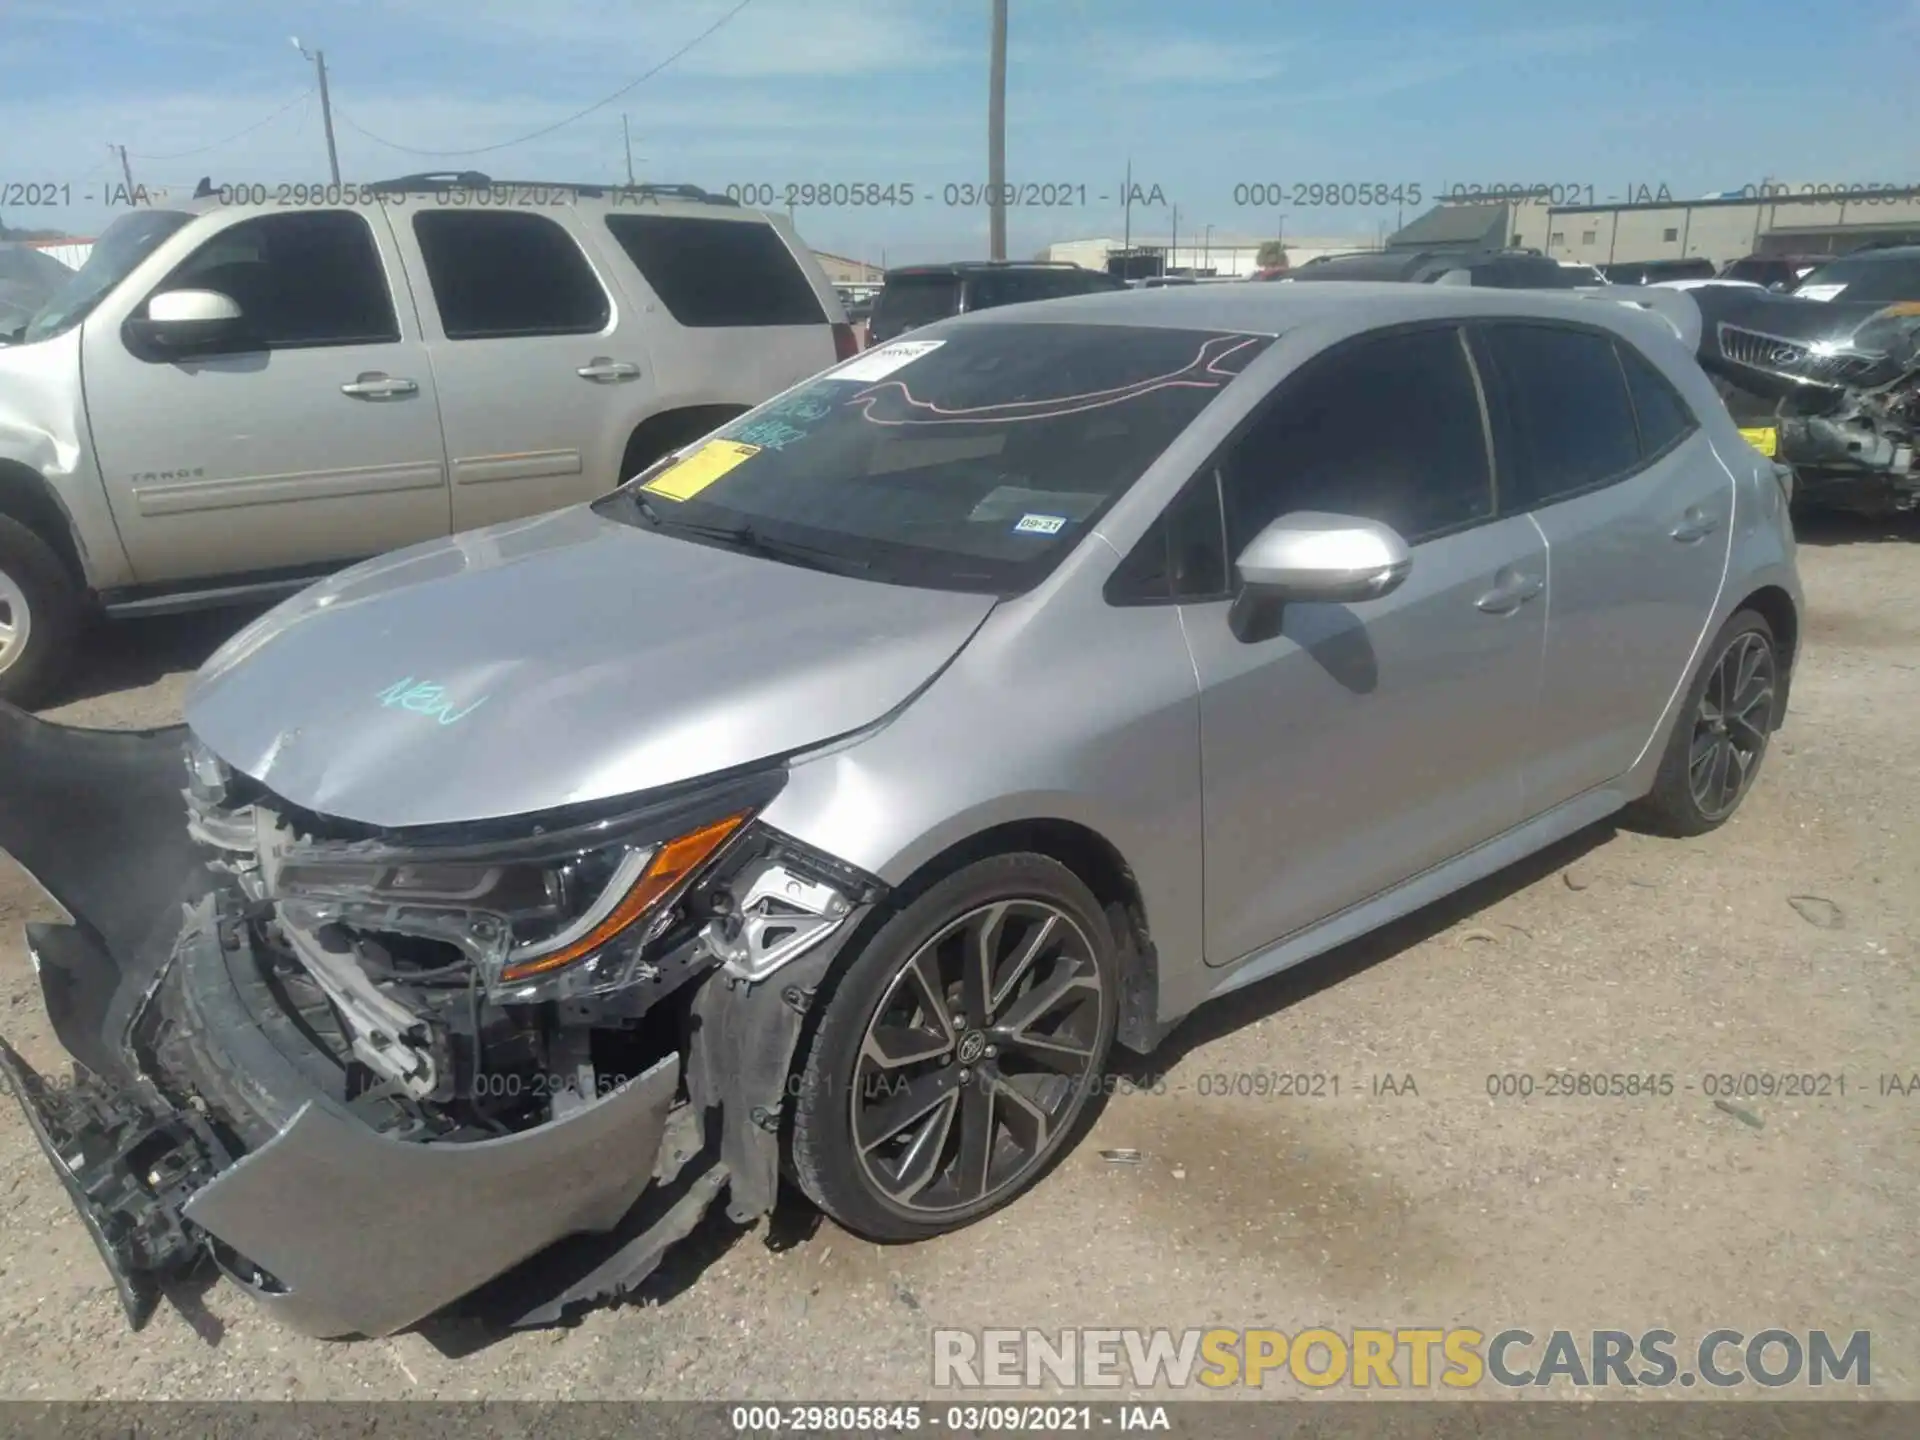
(0, 518, 1915, 1401)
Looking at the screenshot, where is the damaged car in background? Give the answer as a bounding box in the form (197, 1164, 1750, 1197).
(1688, 246, 1920, 515)
(0, 283, 1799, 1341)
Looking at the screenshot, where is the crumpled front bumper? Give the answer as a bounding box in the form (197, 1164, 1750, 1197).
(0, 703, 684, 1338)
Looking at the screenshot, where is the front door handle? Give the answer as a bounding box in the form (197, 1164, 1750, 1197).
(340, 372, 419, 399)
(576, 357, 642, 382)
(1671, 507, 1720, 543)
(1475, 571, 1544, 615)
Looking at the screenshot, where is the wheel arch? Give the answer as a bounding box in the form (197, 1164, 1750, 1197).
(0, 460, 86, 586)
(867, 816, 1164, 1055)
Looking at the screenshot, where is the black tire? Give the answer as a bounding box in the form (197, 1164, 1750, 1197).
(0, 514, 82, 709)
(787, 853, 1119, 1242)
(1633, 608, 1779, 837)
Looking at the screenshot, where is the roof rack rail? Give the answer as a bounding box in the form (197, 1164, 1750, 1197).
(358, 173, 739, 205)
(189, 173, 737, 207)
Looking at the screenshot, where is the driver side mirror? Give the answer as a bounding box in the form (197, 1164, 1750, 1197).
(122, 287, 249, 360)
(1236, 511, 1412, 602)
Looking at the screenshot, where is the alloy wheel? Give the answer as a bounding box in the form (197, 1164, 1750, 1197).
(1689, 629, 1775, 821)
(850, 899, 1106, 1217)
(0, 567, 30, 679)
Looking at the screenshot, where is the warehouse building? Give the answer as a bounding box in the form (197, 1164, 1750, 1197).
(1387, 186, 1920, 268)
(1533, 187, 1920, 267)
(811, 250, 885, 285)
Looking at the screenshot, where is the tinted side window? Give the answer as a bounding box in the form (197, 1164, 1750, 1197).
(869, 274, 959, 339)
(1477, 323, 1640, 508)
(1615, 340, 1698, 458)
(412, 211, 609, 339)
(159, 211, 397, 348)
(1107, 472, 1229, 604)
(1219, 326, 1493, 551)
(969, 271, 1049, 308)
(604, 215, 825, 327)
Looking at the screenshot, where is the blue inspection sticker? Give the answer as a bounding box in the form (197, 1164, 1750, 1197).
(1013, 513, 1068, 536)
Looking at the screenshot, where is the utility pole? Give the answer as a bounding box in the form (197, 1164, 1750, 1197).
(622, 114, 636, 186)
(291, 38, 341, 184)
(987, 0, 1008, 260)
(1122, 157, 1133, 254)
(111, 143, 136, 194)
(1170, 203, 1178, 275)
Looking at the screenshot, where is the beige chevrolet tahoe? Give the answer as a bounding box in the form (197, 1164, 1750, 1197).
(0, 174, 854, 705)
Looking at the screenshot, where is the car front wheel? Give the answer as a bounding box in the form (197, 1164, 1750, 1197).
(787, 853, 1119, 1241)
(0, 515, 81, 709)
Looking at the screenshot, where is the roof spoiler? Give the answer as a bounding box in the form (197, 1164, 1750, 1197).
(1577, 285, 1702, 350)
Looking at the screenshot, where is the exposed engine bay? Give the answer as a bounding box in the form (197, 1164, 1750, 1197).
(0, 700, 885, 1339)
(1690, 285, 1920, 515)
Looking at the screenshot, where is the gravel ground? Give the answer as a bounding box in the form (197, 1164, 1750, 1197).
(0, 516, 1915, 1401)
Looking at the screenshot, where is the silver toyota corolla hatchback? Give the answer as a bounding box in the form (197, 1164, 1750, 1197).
(0, 283, 1799, 1339)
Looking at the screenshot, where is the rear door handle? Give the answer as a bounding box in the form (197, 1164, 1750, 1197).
(576, 357, 642, 382)
(340, 372, 418, 399)
(1475, 571, 1544, 615)
(1671, 507, 1720, 543)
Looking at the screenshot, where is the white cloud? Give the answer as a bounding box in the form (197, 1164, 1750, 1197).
(428, 0, 962, 78)
(1081, 38, 1290, 85)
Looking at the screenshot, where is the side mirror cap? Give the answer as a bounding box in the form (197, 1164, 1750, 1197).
(1236, 512, 1412, 603)
(123, 287, 248, 359)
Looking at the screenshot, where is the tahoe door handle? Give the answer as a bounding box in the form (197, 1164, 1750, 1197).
(577, 357, 642, 381)
(1671, 507, 1720, 543)
(340, 372, 418, 399)
(1475, 571, 1544, 615)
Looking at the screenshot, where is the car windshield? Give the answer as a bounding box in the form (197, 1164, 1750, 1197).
(1790, 254, 1920, 303)
(597, 322, 1274, 595)
(17, 210, 193, 344)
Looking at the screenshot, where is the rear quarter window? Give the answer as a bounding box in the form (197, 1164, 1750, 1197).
(603, 214, 826, 327)
(870, 274, 962, 337)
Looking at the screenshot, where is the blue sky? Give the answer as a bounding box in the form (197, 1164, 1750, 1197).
(4, 0, 1916, 263)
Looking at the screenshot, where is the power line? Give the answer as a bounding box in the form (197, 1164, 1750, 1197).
(334, 0, 757, 159)
(126, 89, 314, 161)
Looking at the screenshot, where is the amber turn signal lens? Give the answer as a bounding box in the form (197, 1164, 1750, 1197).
(499, 811, 750, 981)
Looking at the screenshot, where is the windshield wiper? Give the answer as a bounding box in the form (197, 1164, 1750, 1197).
(627, 493, 870, 574)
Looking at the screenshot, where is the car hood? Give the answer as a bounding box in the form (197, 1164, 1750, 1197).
(185, 504, 997, 829)
(1691, 284, 1894, 346)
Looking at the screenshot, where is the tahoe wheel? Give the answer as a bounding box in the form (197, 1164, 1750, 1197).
(0, 515, 81, 710)
(787, 854, 1118, 1240)
(1636, 608, 1780, 836)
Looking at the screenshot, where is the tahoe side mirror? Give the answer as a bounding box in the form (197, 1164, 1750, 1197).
(1235, 511, 1412, 603)
(123, 288, 249, 359)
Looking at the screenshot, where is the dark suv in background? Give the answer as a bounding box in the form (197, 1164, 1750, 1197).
(1717, 254, 1830, 290)
(867, 261, 1123, 344)
(1287, 248, 1599, 289)
(1598, 257, 1718, 285)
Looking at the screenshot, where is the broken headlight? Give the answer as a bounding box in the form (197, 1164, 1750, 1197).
(268, 774, 781, 1003)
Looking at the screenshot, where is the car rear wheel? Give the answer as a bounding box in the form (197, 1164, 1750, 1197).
(1634, 608, 1779, 836)
(786, 853, 1118, 1241)
(0, 515, 81, 709)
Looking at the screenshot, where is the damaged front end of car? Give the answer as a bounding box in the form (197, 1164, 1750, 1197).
(1696, 293, 1920, 515)
(0, 700, 884, 1339)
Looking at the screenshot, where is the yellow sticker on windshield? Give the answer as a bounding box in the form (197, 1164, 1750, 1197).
(1738, 426, 1778, 457)
(642, 440, 760, 501)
